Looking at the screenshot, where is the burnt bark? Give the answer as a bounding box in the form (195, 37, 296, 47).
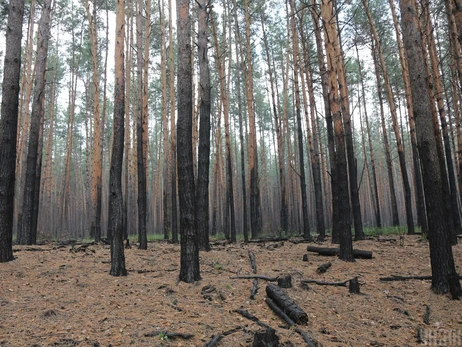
(400, 0, 460, 295)
(177, 0, 200, 283)
(18, 0, 52, 245)
(0, 0, 25, 261)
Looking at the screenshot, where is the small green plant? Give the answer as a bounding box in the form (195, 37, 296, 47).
(158, 332, 169, 341)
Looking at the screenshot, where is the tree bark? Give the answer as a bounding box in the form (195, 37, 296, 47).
(400, 0, 460, 295)
(109, 0, 127, 276)
(177, 0, 200, 283)
(18, 0, 52, 245)
(197, 0, 211, 251)
(0, 0, 25, 260)
(364, 0, 414, 235)
(320, 0, 353, 261)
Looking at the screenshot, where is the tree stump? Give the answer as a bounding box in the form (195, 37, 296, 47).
(277, 274, 292, 288)
(316, 262, 331, 274)
(302, 254, 309, 262)
(349, 277, 360, 294)
(252, 327, 279, 347)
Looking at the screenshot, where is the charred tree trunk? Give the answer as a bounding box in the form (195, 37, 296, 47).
(18, 0, 52, 245)
(177, 0, 200, 283)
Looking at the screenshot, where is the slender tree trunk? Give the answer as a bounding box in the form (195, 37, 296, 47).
(0, 0, 25, 261)
(424, 2, 460, 243)
(197, 0, 212, 250)
(355, 40, 381, 228)
(400, 0, 460, 296)
(289, 0, 310, 240)
(299, 12, 326, 240)
(371, 40, 400, 227)
(320, 0, 353, 261)
(244, 0, 261, 239)
(261, 17, 288, 234)
(389, 0, 427, 234)
(136, 0, 147, 249)
(109, 0, 127, 276)
(177, 0, 200, 283)
(311, 0, 336, 243)
(169, 0, 178, 244)
(18, 0, 52, 245)
(232, 1, 248, 242)
(364, 0, 414, 234)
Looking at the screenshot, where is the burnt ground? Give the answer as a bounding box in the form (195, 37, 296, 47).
(0, 235, 461, 346)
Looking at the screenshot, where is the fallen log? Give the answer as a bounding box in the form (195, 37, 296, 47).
(307, 246, 372, 259)
(247, 237, 289, 243)
(250, 279, 259, 299)
(230, 275, 279, 281)
(300, 279, 349, 287)
(144, 331, 194, 339)
(234, 309, 271, 330)
(265, 298, 317, 347)
(249, 250, 257, 274)
(266, 284, 308, 325)
(380, 274, 462, 284)
(203, 327, 242, 347)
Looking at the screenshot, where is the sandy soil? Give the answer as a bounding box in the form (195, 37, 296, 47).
(0, 235, 461, 347)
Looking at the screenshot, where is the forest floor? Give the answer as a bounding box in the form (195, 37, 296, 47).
(1, 234, 462, 347)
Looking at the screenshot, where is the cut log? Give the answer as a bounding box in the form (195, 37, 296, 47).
(307, 246, 372, 259)
(316, 262, 331, 274)
(266, 283, 308, 325)
(203, 334, 221, 347)
(252, 327, 279, 347)
(380, 274, 462, 282)
(247, 237, 288, 243)
(230, 275, 279, 281)
(234, 309, 271, 330)
(144, 331, 194, 339)
(265, 298, 317, 347)
(250, 279, 259, 299)
(277, 274, 292, 288)
(349, 277, 360, 294)
(249, 250, 257, 274)
(301, 279, 349, 287)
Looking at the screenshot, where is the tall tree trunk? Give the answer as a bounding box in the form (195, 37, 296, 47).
(85, 0, 103, 242)
(298, 11, 326, 240)
(400, 0, 460, 296)
(211, 11, 236, 243)
(169, 0, 178, 244)
(177, 0, 200, 283)
(0, 0, 25, 261)
(320, 0, 353, 261)
(388, 0, 427, 234)
(197, 0, 212, 250)
(371, 40, 400, 227)
(244, 0, 261, 239)
(354, 40, 381, 228)
(136, 0, 147, 249)
(424, 2, 460, 244)
(310, 0, 336, 243)
(364, 0, 414, 235)
(232, 0, 248, 242)
(289, 0, 310, 240)
(261, 16, 288, 234)
(109, 0, 127, 276)
(18, 0, 52, 245)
